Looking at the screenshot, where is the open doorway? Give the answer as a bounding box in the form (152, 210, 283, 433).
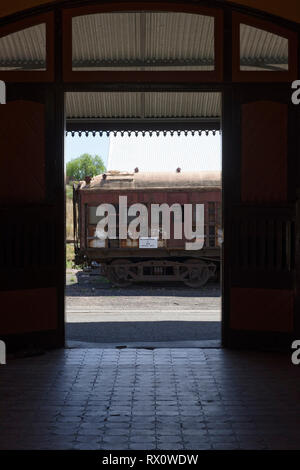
(64, 91, 222, 348)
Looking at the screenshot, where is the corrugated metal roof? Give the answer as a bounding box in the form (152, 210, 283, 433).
(72, 12, 214, 71)
(0, 12, 289, 72)
(145, 92, 220, 118)
(0, 23, 46, 70)
(66, 92, 140, 119)
(240, 24, 288, 70)
(66, 92, 221, 120)
(71, 12, 289, 71)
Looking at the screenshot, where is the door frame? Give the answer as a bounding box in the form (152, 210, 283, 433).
(0, 0, 299, 350)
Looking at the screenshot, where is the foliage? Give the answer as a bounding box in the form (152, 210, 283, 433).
(66, 184, 73, 200)
(66, 243, 75, 269)
(66, 153, 106, 181)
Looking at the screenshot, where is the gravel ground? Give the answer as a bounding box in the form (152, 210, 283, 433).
(66, 268, 221, 346)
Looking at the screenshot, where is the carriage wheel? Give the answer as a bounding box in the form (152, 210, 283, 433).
(182, 259, 213, 288)
(107, 259, 133, 287)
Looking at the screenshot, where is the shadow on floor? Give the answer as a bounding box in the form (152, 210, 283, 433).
(66, 281, 221, 298)
(66, 321, 221, 344)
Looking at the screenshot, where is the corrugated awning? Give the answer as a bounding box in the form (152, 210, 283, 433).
(65, 91, 221, 135)
(66, 129, 220, 137)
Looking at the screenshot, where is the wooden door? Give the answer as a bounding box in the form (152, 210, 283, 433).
(0, 91, 64, 351)
(222, 86, 298, 349)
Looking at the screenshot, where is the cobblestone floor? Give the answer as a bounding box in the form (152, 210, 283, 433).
(0, 348, 299, 450)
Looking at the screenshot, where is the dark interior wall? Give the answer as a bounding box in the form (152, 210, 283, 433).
(0, 1, 299, 351)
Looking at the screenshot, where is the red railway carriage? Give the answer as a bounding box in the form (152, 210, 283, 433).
(73, 171, 221, 287)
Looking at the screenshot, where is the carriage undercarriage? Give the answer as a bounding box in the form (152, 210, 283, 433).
(103, 258, 218, 288)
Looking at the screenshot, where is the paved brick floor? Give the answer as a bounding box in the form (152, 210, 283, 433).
(0, 348, 299, 450)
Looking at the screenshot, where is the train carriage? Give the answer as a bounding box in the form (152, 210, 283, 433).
(73, 170, 221, 287)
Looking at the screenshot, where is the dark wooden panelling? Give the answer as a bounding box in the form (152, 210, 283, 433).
(231, 205, 295, 285)
(0, 206, 58, 290)
(224, 84, 298, 348)
(230, 287, 294, 332)
(0, 92, 63, 349)
(241, 101, 288, 202)
(0, 287, 57, 334)
(0, 100, 46, 204)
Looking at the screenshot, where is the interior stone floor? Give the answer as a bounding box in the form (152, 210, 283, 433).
(0, 348, 299, 450)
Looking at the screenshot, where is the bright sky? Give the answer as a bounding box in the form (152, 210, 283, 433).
(65, 134, 110, 166)
(65, 133, 221, 172)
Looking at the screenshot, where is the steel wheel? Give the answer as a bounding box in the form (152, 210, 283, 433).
(107, 259, 133, 287)
(181, 259, 213, 288)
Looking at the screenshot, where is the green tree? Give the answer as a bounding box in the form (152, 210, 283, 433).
(66, 153, 106, 181)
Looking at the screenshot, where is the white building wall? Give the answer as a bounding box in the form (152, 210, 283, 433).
(107, 133, 221, 173)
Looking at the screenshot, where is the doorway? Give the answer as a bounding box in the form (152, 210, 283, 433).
(64, 90, 222, 348)
(1, 1, 297, 353)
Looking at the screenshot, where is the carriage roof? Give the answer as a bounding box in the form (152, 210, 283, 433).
(77, 171, 221, 191)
